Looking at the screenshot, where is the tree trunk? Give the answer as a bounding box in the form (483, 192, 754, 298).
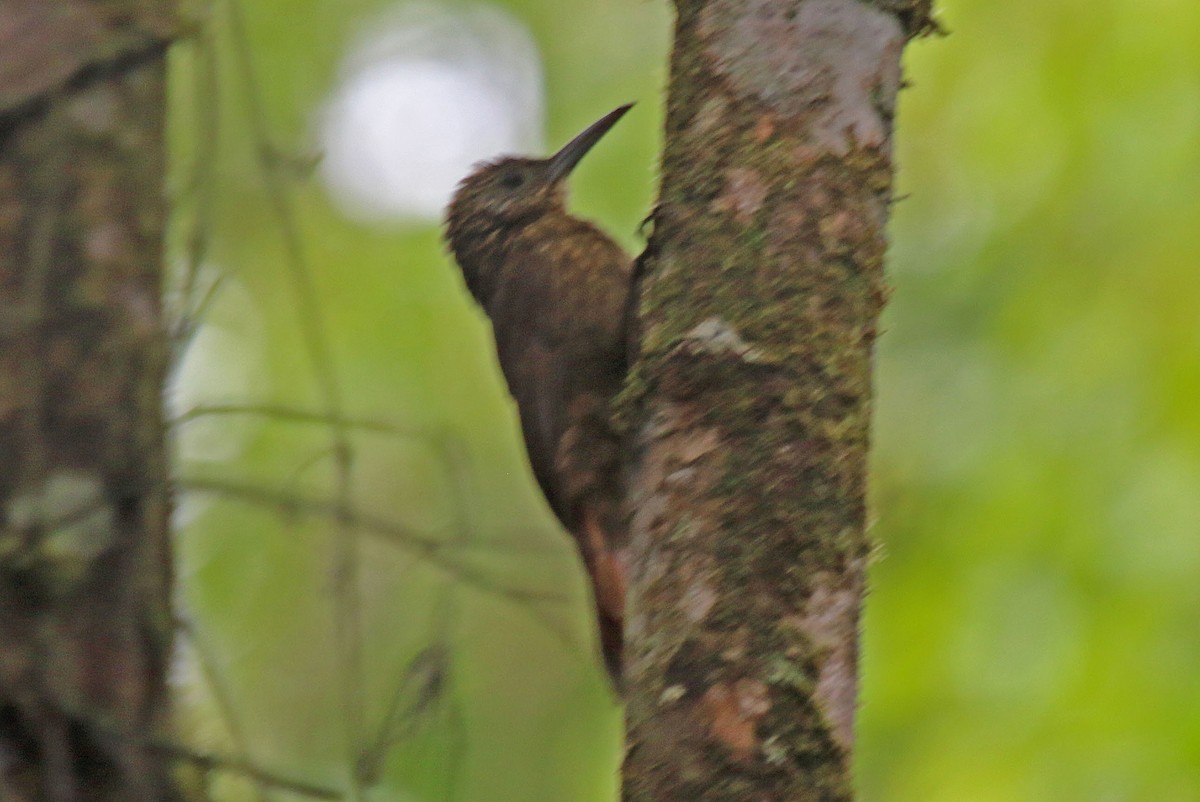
(0, 2, 179, 800)
(621, 1, 935, 799)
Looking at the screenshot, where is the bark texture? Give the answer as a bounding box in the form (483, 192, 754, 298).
(621, 1, 934, 799)
(0, 2, 178, 800)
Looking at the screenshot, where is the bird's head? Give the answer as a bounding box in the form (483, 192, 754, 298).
(446, 103, 632, 233)
(444, 103, 632, 305)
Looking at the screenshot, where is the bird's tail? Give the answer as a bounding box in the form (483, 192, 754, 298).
(580, 508, 627, 689)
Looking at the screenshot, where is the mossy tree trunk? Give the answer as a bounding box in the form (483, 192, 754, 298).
(621, 1, 935, 799)
(0, 2, 179, 800)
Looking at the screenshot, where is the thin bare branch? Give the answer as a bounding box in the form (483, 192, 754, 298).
(357, 644, 449, 786)
(225, 1, 364, 796)
(152, 739, 342, 800)
(170, 2, 221, 352)
(360, 588, 460, 785)
(179, 476, 574, 608)
(172, 403, 433, 438)
(177, 616, 274, 802)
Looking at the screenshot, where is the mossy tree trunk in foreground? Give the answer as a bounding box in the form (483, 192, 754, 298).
(0, 2, 179, 800)
(621, 1, 936, 799)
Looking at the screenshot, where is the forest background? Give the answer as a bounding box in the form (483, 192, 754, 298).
(169, 1, 1200, 800)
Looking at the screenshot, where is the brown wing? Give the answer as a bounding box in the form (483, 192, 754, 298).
(483, 215, 630, 530)
(483, 215, 631, 681)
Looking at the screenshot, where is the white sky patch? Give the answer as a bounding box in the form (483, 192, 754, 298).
(318, 3, 545, 222)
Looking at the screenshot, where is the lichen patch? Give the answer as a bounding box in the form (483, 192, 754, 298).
(793, 571, 862, 750)
(701, 0, 903, 155)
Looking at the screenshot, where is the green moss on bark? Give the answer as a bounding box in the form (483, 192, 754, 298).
(621, 1, 925, 799)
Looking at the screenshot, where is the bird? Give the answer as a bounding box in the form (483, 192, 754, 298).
(444, 104, 634, 683)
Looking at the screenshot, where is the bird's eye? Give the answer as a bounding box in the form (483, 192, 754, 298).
(499, 171, 525, 189)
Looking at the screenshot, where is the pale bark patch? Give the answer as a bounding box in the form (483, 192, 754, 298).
(701, 0, 903, 154)
(791, 570, 862, 750)
(713, 167, 768, 223)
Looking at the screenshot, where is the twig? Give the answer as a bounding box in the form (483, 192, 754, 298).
(170, 1, 221, 353)
(178, 477, 572, 615)
(152, 739, 342, 800)
(177, 615, 274, 802)
(225, 1, 364, 797)
(172, 403, 430, 437)
(357, 643, 448, 785)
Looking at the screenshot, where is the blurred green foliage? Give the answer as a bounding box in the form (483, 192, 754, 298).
(867, 2, 1200, 800)
(167, 1, 1200, 801)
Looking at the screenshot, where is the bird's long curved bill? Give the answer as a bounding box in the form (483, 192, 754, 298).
(546, 103, 634, 183)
